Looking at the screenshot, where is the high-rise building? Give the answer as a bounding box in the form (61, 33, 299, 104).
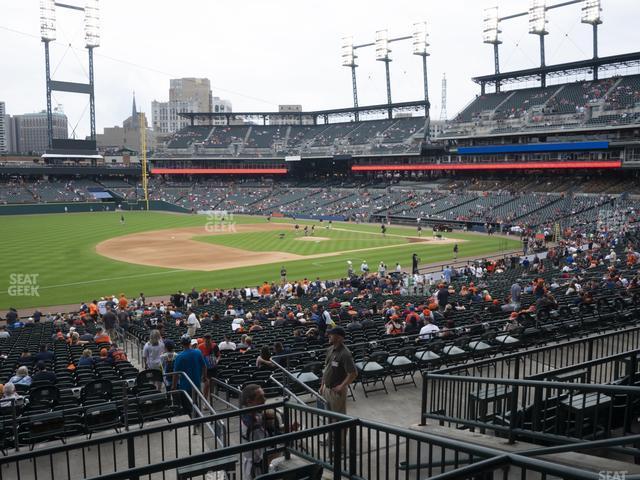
(0, 102, 7, 153)
(169, 78, 212, 112)
(152, 78, 231, 134)
(13, 109, 68, 154)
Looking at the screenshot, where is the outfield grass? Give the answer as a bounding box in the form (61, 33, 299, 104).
(0, 211, 521, 310)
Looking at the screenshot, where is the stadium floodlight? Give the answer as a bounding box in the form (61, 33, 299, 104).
(341, 36, 356, 67)
(581, 0, 602, 25)
(483, 6, 501, 44)
(528, 0, 548, 35)
(412, 22, 428, 56)
(375, 29, 391, 61)
(84, 0, 100, 48)
(40, 0, 56, 42)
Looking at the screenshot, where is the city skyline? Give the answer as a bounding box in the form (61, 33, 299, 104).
(1, 0, 638, 138)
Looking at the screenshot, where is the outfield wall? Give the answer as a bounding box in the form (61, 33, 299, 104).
(0, 200, 190, 215)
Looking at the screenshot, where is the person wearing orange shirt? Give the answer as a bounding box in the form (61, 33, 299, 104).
(88, 301, 98, 320)
(118, 294, 128, 310)
(94, 326, 111, 344)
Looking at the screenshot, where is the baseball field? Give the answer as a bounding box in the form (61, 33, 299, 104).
(0, 211, 521, 310)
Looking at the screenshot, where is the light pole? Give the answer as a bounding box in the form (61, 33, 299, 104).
(85, 0, 100, 141)
(39, 0, 56, 148)
(528, 0, 548, 87)
(341, 36, 359, 121)
(412, 22, 431, 138)
(375, 30, 393, 119)
(581, 0, 602, 79)
(483, 6, 502, 92)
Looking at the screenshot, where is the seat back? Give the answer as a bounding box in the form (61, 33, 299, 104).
(29, 385, 60, 409)
(82, 379, 113, 402)
(136, 368, 163, 387)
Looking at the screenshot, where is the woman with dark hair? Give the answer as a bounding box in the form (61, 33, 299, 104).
(256, 346, 275, 369)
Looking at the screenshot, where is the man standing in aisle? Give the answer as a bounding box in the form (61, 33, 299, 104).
(412, 253, 420, 275)
(172, 335, 207, 394)
(320, 327, 357, 414)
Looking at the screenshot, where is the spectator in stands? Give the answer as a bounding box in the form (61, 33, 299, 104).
(418, 318, 440, 341)
(142, 329, 165, 373)
(9, 366, 32, 386)
(219, 334, 237, 351)
(32, 361, 57, 384)
(18, 349, 34, 367)
(5, 308, 18, 327)
(240, 383, 269, 479)
(385, 315, 403, 335)
(172, 335, 207, 394)
(160, 340, 177, 390)
(78, 349, 95, 367)
(97, 348, 112, 365)
(0, 383, 22, 408)
(94, 326, 111, 344)
(504, 312, 521, 332)
(0, 325, 9, 339)
(108, 342, 128, 363)
(198, 333, 219, 398)
(186, 309, 201, 338)
(34, 344, 54, 364)
(103, 305, 118, 341)
(320, 327, 357, 415)
(256, 346, 275, 369)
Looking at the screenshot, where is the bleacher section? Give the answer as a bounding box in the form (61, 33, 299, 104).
(443, 74, 640, 138)
(166, 126, 212, 149)
(605, 75, 640, 110)
(161, 116, 427, 158)
(455, 91, 513, 122)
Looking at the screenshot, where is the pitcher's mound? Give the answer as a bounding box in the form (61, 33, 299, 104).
(295, 236, 330, 242)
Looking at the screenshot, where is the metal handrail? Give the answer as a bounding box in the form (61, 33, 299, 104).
(433, 324, 640, 375)
(163, 370, 221, 446)
(271, 357, 327, 407)
(424, 372, 640, 393)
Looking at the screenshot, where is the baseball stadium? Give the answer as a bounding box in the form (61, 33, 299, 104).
(2, 1, 640, 479)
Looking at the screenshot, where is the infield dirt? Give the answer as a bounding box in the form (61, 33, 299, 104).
(96, 222, 457, 271)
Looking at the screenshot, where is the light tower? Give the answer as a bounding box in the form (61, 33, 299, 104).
(39, 0, 100, 148)
(528, 0, 548, 87)
(483, 5, 502, 91)
(412, 22, 430, 106)
(581, 0, 602, 78)
(85, 0, 100, 141)
(375, 29, 393, 119)
(341, 36, 359, 121)
(39, 0, 56, 147)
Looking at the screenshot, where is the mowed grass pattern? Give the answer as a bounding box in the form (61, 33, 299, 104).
(0, 212, 521, 310)
(194, 228, 407, 255)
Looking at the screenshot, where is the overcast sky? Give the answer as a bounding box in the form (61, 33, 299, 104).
(1, 0, 638, 137)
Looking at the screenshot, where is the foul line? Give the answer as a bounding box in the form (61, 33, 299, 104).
(0, 269, 189, 294)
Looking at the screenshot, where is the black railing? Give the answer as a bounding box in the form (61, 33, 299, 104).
(421, 372, 640, 449)
(433, 324, 640, 379)
(2, 400, 632, 480)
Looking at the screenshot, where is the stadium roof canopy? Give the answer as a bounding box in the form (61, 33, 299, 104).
(178, 100, 429, 126)
(472, 51, 640, 91)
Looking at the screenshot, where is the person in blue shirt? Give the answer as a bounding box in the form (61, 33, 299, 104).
(172, 335, 206, 393)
